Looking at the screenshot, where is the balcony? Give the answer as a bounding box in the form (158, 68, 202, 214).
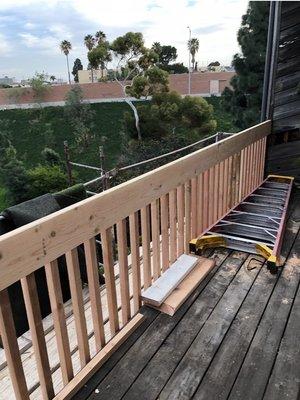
(0, 120, 299, 400)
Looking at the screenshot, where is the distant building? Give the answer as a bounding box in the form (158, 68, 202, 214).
(78, 69, 107, 84)
(0, 76, 14, 86)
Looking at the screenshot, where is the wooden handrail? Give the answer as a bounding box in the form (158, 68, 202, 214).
(0, 120, 271, 400)
(0, 120, 270, 291)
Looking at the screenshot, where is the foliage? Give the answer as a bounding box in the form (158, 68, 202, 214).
(88, 42, 111, 74)
(2, 155, 30, 204)
(159, 63, 188, 74)
(27, 165, 67, 199)
(29, 72, 51, 103)
(123, 91, 216, 140)
(221, 1, 269, 128)
(41, 147, 62, 167)
(60, 40, 72, 56)
(72, 58, 83, 83)
(64, 86, 96, 148)
(151, 42, 177, 65)
(127, 66, 169, 98)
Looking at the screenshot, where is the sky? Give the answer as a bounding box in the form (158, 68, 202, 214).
(0, 0, 249, 82)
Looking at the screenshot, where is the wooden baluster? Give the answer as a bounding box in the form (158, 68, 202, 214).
(65, 249, 90, 368)
(261, 137, 267, 180)
(260, 138, 265, 181)
(246, 145, 252, 195)
(129, 212, 141, 314)
(241, 147, 247, 198)
(141, 206, 151, 288)
(45, 260, 74, 385)
(101, 228, 119, 335)
(213, 164, 219, 222)
(184, 180, 191, 253)
(84, 239, 105, 351)
(191, 178, 198, 238)
(231, 154, 237, 207)
(227, 156, 233, 209)
(0, 289, 29, 400)
(249, 143, 255, 192)
(169, 189, 177, 263)
(197, 173, 203, 235)
(253, 141, 258, 187)
(208, 167, 214, 226)
(151, 199, 161, 281)
(177, 185, 185, 256)
(223, 158, 229, 214)
(257, 139, 262, 183)
(21, 273, 54, 399)
(116, 219, 131, 325)
(235, 152, 241, 203)
(203, 170, 209, 230)
(218, 161, 224, 219)
(160, 194, 169, 271)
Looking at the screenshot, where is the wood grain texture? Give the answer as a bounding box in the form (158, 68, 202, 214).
(0, 289, 29, 400)
(45, 260, 74, 385)
(160, 194, 169, 271)
(141, 206, 151, 289)
(184, 181, 191, 253)
(101, 229, 119, 335)
(176, 185, 184, 256)
(21, 273, 54, 399)
(0, 121, 271, 291)
(150, 200, 161, 281)
(129, 212, 141, 313)
(116, 220, 131, 325)
(65, 249, 90, 368)
(169, 189, 177, 264)
(53, 313, 145, 400)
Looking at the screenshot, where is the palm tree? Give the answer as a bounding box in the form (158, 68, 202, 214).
(95, 31, 106, 45)
(84, 34, 95, 82)
(188, 38, 199, 71)
(60, 40, 72, 84)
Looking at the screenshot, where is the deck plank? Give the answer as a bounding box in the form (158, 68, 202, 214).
(263, 282, 300, 400)
(227, 235, 300, 400)
(87, 249, 232, 400)
(158, 254, 261, 400)
(121, 252, 247, 400)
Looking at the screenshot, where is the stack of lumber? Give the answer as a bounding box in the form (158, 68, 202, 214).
(141, 254, 215, 316)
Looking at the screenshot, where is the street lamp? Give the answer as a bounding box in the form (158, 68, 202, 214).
(187, 26, 191, 95)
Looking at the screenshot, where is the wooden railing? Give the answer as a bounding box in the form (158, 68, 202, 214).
(0, 120, 271, 399)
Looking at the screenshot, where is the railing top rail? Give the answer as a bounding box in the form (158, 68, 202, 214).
(0, 120, 271, 291)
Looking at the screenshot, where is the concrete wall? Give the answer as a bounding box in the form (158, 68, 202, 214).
(0, 72, 234, 109)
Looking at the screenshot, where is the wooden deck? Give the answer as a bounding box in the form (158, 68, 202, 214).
(75, 189, 300, 400)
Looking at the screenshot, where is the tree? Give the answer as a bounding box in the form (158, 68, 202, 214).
(29, 72, 51, 104)
(72, 58, 83, 83)
(152, 43, 177, 65)
(88, 41, 111, 78)
(159, 63, 188, 74)
(27, 165, 67, 199)
(64, 86, 96, 148)
(123, 91, 216, 140)
(42, 147, 62, 167)
(60, 40, 72, 84)
(95, 31, 106, 44)
(222, 1, 269, 128)
(49, 75, 56, 83)
(111, 32, 168, 140)
(188, 38, 199, 71)
(84, 34, 95, 82)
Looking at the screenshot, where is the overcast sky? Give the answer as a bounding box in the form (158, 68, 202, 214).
(0, 0, 249, 81)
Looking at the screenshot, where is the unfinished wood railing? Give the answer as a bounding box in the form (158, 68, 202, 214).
(0, 120, 271, 399)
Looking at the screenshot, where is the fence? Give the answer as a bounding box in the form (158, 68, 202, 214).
(0, 120, 270, 399)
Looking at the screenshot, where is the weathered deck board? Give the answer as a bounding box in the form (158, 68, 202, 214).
(78, 189, 300, 400)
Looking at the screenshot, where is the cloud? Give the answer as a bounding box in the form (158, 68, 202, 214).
(0, 0, 249, 80)
(0, 34, 10, 56)
(193, 24, 224, 35)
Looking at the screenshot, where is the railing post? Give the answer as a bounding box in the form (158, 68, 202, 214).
(64, 140, 73, 186)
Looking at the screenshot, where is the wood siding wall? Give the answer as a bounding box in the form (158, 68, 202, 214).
(266, 2, 300, 183)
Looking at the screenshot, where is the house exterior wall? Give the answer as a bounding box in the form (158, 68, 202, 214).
(0, 72, 235, 107)
(78, 69, 107, 84)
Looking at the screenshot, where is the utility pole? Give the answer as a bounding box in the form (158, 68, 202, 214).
(63, 140, 72, 186)
(187, 26, 191, 95)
